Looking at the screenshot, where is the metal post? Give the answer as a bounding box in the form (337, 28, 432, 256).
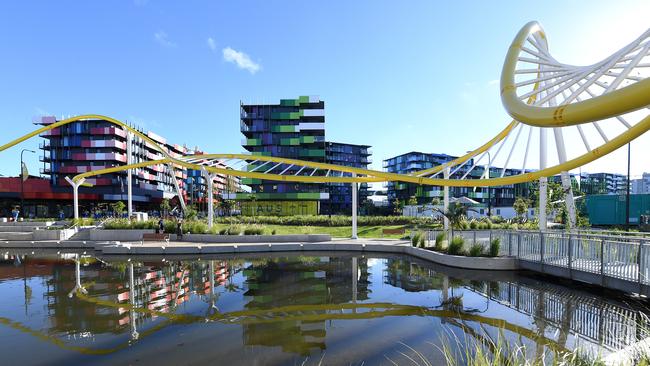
(65, 176, 85, 221)
(352, 173, 358, 239)
(626, 143, 631, 231)
(540, 232, 545, 264)
(352, 257, 358, 303)
(600, 239, 605, 279)
(539, 128, 548, 231)
(443, 167, 450, 235)
(568, 234, 573, 272)
(637, 240, 643, 285)
(127, 131, 133, 218)
(204, 169, 214, 228)
(487, 151, 492, 216)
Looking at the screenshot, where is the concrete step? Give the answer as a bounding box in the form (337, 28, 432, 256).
(0, 221, 52, 227)
(68, 229, 91, 241)
(0, 226, 48, 232)
(0, 232, 34, 241)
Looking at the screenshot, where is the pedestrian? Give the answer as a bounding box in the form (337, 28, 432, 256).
(11, 207, 19, 222)
(59, 210, 65, 220)
(157, 217, 164, 234)
(176, 218, 183, 241)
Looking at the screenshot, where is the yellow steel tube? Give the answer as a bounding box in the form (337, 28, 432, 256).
(501, 21, 650, 127)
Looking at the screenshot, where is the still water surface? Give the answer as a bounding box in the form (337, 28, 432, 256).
(0, 249, 648, 365)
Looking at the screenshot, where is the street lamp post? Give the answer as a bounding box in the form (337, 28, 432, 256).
(20, 149, 36, 217)
(486, 151, 492, 217)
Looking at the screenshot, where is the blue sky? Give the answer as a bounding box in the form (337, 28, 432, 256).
(1, 0, 649, 180)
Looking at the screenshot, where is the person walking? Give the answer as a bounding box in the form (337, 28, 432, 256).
(176, 218, 183, 241)
(157, 218, 164, 234)
(11, 207, 19, 222)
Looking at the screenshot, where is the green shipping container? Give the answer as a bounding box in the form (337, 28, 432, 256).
(585, 194, 650, 225)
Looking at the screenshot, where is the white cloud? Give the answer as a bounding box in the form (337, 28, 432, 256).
(222, 46, 260, 74)
(207, 37, 217, 52)
(154, 31, 176, 48)
(488, 79, 499, 86)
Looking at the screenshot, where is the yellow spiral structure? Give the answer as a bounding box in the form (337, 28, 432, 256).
(1, 22, 649, 190)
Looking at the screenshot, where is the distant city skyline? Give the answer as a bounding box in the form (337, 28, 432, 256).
(1, 0, 649, 180)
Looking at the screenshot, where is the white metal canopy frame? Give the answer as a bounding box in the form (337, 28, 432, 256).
(2, 21, 650, 233)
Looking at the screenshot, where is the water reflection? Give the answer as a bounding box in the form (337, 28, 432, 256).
(0, 249, 648, 365)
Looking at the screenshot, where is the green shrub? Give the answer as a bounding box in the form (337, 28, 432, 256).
(216, 215, 439, 227)
(184, 220, 208, 234)
(411, 232, 422, 247)
(469, 243, 483, 257)
(243, 225, 264, 235)
(418, 232, 426, 248)
(435, 232, 447, 251)
(469, 220, 478, 230)
(489, 238, 501, 257)
(271, 229, 276, 235)
(478, 222, 487, 230)
(448, 236, 465, 256)
(227, 225, 242, 235)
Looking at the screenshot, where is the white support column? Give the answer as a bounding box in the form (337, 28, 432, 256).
(65, 176, 86, 221)
(443, 167, 450, 234)
(167, 163, 186, 212)
(553, 129, 577, 230)
(203, 169, 215, 228)
(351, 173, 358, 239)
(129, 262, 139, 340)
(127, 131, 133, 218)
(351, 256, 358, 304)
(539, 128, 548, 231)
(67, 254, 87, 298)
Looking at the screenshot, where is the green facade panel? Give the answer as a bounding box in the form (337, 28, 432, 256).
(271, 125, 296, 133)
(271, 112, 300, 120)
(245, 138, 261, 146)
(280, 137, 300, 146)
(299, 149, 325, 158)
(300, 136, 315, 143)
(234, 192, 322, 200)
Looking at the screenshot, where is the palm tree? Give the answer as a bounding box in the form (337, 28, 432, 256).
(434, 202, 473, 238)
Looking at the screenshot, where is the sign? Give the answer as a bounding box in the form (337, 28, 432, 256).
(241, 200, 318, 216)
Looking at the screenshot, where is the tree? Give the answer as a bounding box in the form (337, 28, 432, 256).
(407, 195, 418, 206)
(435, 202, 473, 238)
(513, 197, 529, 222)
(219, 199, 233, 216)
(111, 201, 126, 217)
(392, 198, 403, 215)
(160, 198, 171, 218)
(431, 198, 441, 206)
(249, 194, 257, 217)
(361, 199, 374, 215)
(184, 204, 198, 220)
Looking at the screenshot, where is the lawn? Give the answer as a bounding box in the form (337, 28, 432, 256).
(210, 223, 432, 239)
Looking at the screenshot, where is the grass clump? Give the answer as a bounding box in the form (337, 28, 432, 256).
(469, 243, 483, 257)
(412, 231, 426, 248)
(448, 236, 465, 256)
(243, 225, 264, 235)
(435, 232, 447, 251)
(489, 238, 501, 257)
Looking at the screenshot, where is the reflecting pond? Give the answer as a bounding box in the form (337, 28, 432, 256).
(0, 249, 648, 365)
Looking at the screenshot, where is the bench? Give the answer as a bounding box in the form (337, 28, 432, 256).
(381, 228, 406, 237)
(141, 233, 170, 245)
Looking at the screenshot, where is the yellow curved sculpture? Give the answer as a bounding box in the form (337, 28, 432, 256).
(1, 22, 649, 189)
(501, 21, 650, 127)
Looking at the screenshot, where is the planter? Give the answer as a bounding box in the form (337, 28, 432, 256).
(89, 229, 155, 241)
(182, 233, 331, 243)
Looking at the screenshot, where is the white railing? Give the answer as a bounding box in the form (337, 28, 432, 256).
(418, 229, 649, 288)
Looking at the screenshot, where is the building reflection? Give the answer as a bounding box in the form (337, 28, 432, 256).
(240, 256, 370, 356)
(0, 253, 648, 359)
